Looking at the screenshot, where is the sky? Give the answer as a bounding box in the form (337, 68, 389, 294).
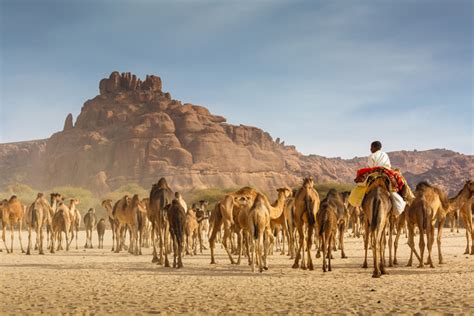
(0, 0, 472, 158)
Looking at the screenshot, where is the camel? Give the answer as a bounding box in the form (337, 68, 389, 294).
(323, 189, 349, 259)
(248, 188, 292, 272)
(139, 198, 152, 248)
(67, 199, 81, 250)
(348, 205, 362, 238)
(97, 218, 106, 249)
(316, 199, 337, 272)
(209, 187, 258, 265)
(385, 184, 415, 267)
(47, 193, 62, 248)
(25, 193, 53, 255)
(196, 200, 210, 253)
(406, 181, 449, 268)
(165, 199, 186, 269)
(101, 199, 118, 251)
(447, 208, 460, 233)
(448, 180, 474, 254)
(50, 201, 72, 253)
(149, 178, 174, 266)
(361, 173, 392, 278)
(185, 206, 199, 255)
(113, 194, 145, 255)
(292, 177, 320, 270)
(83, 208, 97, 249)
(283, 192, 297, 258)
(0, 196, 25, 253)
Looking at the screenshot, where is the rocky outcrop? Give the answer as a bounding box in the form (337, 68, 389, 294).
(0, 72, 472, 196)
(63, 113, 74, 131)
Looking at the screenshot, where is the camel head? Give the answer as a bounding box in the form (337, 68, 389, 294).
(302, 177, 314, 189)
(101, 199, 113, 207)
(277, 187, 292, 199)
(156, 177, 168, 189)
(70, 198, 80, 206)
(88, 208, 95, 214)
(234, 195, 251, 207)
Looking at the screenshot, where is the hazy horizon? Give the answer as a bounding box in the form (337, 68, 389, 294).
(1, 0, 472, 158)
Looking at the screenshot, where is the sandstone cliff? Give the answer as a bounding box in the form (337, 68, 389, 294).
(0, 72, 472, 196)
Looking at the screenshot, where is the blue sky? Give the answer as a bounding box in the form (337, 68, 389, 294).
(0, 0, 472, 158)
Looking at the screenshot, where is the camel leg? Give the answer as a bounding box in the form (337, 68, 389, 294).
(18, 221, 24, 253)
(437, 217, 445, 264)
(394, 224, 401, 265)
(9, 222, 14, 253)
(427, 224, 435, 268)
(418, 228, 425, 268)
(209, 219, 220, 264)
(27, 224, 32, 255)
(328, 232, 333, 272)
(50, 231, 55, 254)
(110, 220, 115, 252)
(340, 223, 347, 259)
(39, 224, 45, 255)
(151, 221, 159, 262)
(292, 223, 304, 269)
(235, 230, 242, 265)
(164, 226, 170, 267)
(75, 227, 78, 250)
(388, 220, 394, 267)
(322, 234, 327, 272)
(380, 230, 388, 275)
(221, 226, 236, 264)
(307, 225, 314, 271)
(362, 222, 369, 268)
(372, 230, 381, 278)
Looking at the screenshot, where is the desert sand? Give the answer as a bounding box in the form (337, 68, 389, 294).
(0, 229, 473, 314)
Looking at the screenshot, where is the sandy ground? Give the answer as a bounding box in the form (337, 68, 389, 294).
(0, 229, 473, 315)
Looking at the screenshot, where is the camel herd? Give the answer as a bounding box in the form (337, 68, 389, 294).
(1, 177, 473, 278)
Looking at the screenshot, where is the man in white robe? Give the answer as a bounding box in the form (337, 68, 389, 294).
(368, 141, 391, 169)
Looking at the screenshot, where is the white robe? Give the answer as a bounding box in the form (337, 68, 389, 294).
(368, 150, 391, 169)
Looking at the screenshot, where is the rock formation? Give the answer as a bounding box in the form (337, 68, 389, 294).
(0, 72, 472, 196)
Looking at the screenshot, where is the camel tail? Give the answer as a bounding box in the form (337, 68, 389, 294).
(253, 223, 259, 240)
(305, 195, 315, 226)
(370, 198, 380, 232)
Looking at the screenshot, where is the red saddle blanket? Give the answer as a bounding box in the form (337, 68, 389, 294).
(355, 167, 405, 192)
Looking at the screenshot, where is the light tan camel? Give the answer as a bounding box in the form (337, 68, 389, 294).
(50, 201, 71, 253)
(209, 187, 258, 265)
(47, 193, 62, 248)
(97, 218, 106, 249)
(361, 175, 392, 278)
(448, 180, 474, 254)
(292, 177, 320, 270)
(316, 199, 337, 272)
(113, 194, 145, 255)
(138, 198, 151, 249)
(248, 187, 292, 272)
(406, 181, 449, 268)
(185, 206, 199, 255)
(83, 208, 97, 249)
(101, 199, 117, 251)
(25, 193, 52, 255)
(283, 192, 297, 258)
(322, 189, 348, 259)
(67, 199, 81, 250)
(149, 178, 174, 266)
(165, 199, 186, 269)
(0, 196, 25, 253)
(196, 200, 210, 253)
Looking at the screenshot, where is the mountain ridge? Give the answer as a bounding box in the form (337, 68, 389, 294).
(0, 72, 472, 196)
